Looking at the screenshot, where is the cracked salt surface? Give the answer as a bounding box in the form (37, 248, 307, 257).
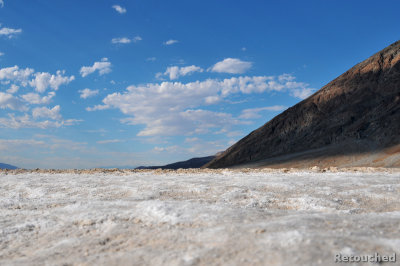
(1, 170, 400, 265)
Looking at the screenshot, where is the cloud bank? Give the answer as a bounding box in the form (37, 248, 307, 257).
(87, 74, 314, 137)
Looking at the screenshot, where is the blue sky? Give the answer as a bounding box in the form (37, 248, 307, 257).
(0, 0, 399, 169)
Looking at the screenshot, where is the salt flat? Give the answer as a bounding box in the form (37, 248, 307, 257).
(1, 169, 400, 265)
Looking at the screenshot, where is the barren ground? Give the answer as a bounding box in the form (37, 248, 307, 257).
(1, 168, 400, 265)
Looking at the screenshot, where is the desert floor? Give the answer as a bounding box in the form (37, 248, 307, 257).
(1, 168, 400, 265)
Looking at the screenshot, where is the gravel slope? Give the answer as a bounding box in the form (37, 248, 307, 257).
(1, 169, 400, 265)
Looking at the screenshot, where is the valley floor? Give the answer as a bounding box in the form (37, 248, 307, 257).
(1, 168, 400, 265)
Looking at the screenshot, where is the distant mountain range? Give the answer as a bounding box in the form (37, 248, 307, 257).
(97, 165, 137, 169)
(0, 163, 18, 170)
(136, 156, 215, 170)
(206, 40, 400, 168)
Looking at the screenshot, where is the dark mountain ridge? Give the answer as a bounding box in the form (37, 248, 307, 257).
(206, 40, 400, 168)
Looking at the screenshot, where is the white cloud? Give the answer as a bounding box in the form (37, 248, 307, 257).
(185, 137, 199, 143)
(227, 139, 236, 145)
(0, 52, 4, 56)
(80, 58, 112, 77)
(112, 37, 131, 44)
(218, 76, 273, 96)
(0, 139, 46, 150)
(29, 70, 74, 93)
(79, 88, 99, 99)
(0, 138, 153, 169)
(155, 72, 164, 80)
(97, 139, 123, 144)
(179, 65, 203, 76)
(153, 138, 230, 158)
(164, 39, 178, 45)
(85, 128, 107, 134)
(112, 36, 142, 44)
(217, 74, 314, 96)
(153, 145, 179, 153)
(0, 65, 34, 86)
(0, 113, 82, 129)
(61, 119, 83, 126)
(277, 74, 315, 99)
(0, 66, 74, 93)
(239, 105, 287, 119)
(0, 64, 82, 129)
(32, 105, 61, 120)
(164, 65, 203, 80)
(178, 109, 240, 135)
(37, 135, 88, 151)
(0, 26, 22, 38)
(146, 57, 156, 62)
(204, 96, 220, 104)
(210, 58, 252, 74)
(6, 84, 19, 94)
(87, 77, 265, 136)
(88, 74, 313, 136)
(112, 5, 126, 14)
(188, 139, 230, 155)
(0, 92, 27, 111)
(278, 73, 296, 82)
(133, 36, 142, 42)
(0, 137, 89, 158)
(0, 0, 4, 8)
(226, 131, 244, 137)
(0, 114, 47, 129)
(21, 91, 55, 105)
(291, 88, 315, 99)
(86, 104, 110, 111)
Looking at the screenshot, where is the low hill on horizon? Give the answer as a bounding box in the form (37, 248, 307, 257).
(206, 40, 400, 169)
(136, 155, 215, 170)
(0, 163, 18, 170)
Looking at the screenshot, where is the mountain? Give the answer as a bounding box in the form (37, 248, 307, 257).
(97, 165, 137, 169)
(206, 40, 400, 169)
(136, 156, 215, 170)
(0, 163, 18, 170)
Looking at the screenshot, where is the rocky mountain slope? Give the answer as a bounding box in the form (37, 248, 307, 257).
(206, 40, 400, 168)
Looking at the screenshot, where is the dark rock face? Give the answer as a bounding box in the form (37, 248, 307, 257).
(206, 41, 400, 168)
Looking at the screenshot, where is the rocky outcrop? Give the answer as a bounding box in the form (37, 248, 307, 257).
(206, 40, 400, 168)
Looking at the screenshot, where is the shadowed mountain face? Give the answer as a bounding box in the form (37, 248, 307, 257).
(206, 41, 400, 168)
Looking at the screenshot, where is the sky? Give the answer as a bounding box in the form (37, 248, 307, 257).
(0, 0, 399, 169)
